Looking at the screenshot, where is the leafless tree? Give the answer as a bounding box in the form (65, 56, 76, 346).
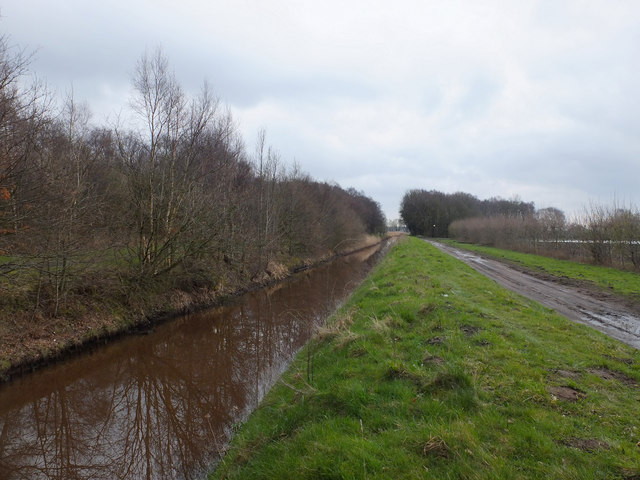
(117, 48, 221, 278)
(29, 92, 102, 314)
(608, 204, 640, 269)
(536, 207, 566, 246)
(582, 201, 612, 265)
(0, 34, 49, 271)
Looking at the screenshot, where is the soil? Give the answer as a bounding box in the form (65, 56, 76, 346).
(603, 354, 635, 365)
(587, 367, 639, 387)
(560, 437, 610, 452)
(429, 241, 640, 350)
(423, 354, 445, 366)
(554, 369, 582, 380)
(549, 385, 586, 402)
(460, 325, 481, 337)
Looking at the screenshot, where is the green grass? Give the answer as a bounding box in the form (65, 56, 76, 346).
(442, 239, 640, 301)
(210, 237, 640, 480)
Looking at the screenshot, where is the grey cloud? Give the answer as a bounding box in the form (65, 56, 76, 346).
(3, 0, 640, 220)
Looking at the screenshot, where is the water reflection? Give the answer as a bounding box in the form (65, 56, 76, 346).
(0, 243, 384, 479)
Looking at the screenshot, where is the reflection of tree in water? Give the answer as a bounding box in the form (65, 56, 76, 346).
(1, 349, 232, 479)
(0, 299, 310, 479)
(0, 244, 382, 479)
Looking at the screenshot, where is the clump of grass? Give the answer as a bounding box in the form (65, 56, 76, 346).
(384, 359, 428, 388)
(211, 237, 640, 480)
(428, 369, 473, 392)
(421, 436, 451, 458)
(369, 314, 391, 334)
(418, 302, 438, 316)
(315, 309, 356, 343)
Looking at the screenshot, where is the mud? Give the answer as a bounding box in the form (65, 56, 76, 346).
(460, 325, 481, 337)
(554, 369, 582, 380)
(423, 354, 445, 366)
(587, 367, 639, 387)
(549, 385, 586, 402)
(429, 241, 640, 350)
(560, 437, 610, 452)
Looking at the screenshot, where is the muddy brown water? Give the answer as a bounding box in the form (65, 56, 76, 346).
(0, 242, 389, 480)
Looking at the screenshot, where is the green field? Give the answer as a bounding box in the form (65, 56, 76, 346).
(442, 239, 640, 301)
(211, 236, 640, 479)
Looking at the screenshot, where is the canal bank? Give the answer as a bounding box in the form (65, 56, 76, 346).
(0, 235, 391, 384)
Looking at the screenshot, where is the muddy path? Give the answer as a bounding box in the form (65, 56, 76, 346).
(428, 240, 640, 350)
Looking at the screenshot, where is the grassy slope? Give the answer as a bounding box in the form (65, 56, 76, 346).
(211, 237, 640, 480)
(441, 240, 640, 301)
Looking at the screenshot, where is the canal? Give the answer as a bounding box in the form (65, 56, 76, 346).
(0, 241, 388, 479)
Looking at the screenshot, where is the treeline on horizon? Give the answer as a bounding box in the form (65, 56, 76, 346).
(0, 43, 386, 317)
(400, 189, 640, 269)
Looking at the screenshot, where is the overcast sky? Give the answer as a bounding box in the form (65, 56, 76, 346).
(3, 0, 639, 220)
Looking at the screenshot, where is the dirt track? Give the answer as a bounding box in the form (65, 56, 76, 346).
(429, 241, 640, 350)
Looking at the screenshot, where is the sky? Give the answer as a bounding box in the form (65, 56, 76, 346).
(2, 0, 639, 220)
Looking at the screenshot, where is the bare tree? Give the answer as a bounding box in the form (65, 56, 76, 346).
(582, 202, 612, 265)
(0, 34, 49, 271)
(252, 129, 283, 275)
(117, 48, 220, 278)
(608, 204, 640, 269)
(536, 207, 566, 247)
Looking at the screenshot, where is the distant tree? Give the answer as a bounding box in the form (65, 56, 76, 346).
(400, 189, 480, 237)
(401, 189, 540, 238)
(346, 188, 386, 235)
(608, 205, 640, 269)
(535, 207, 566, 245)
(387, 218, 404, 231)
(582, 202, 612, 265)
(448, 192, 479, 221)
(400, 189, 429, 236)
(480, 196, 535, 218)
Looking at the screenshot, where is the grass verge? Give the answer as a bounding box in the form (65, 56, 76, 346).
(210, 236, 640, 480)
(442, 239, 640, 302)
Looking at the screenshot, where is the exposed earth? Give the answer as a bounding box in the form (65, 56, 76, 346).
(429, 240, 640, 350)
